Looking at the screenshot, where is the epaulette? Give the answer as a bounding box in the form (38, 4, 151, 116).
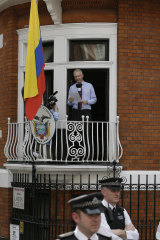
(56, 231, 74, 239)
(116, 204, 124, 212)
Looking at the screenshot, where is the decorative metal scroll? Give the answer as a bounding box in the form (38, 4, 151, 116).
(66, 121, 86, 161)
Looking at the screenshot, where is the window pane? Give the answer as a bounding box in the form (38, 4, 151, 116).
(43, 70, 54, 107)
(42, 41, 54, 63)
(70, 40, 109, 61)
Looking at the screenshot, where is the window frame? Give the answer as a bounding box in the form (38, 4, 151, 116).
(17, 23, 117, 123)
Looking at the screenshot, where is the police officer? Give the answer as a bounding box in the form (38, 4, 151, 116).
(56, 192, 111, 240)
(98, 178, 139, 240)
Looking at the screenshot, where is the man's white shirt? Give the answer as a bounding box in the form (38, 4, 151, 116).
(74, 226, 99, 240)
(98, 200, 139, 240)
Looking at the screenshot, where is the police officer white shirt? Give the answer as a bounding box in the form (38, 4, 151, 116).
(74, 226, 99, 240)
(156, 222, 160, 240)
(98, 200, 139, 240)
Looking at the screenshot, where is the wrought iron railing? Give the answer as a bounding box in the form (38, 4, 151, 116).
(4, 116, 123, 163)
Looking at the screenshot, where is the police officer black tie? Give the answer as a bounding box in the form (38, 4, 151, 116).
(112, 207, 116, 214)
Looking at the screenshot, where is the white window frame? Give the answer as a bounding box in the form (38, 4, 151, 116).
(17, 23, 117, 123)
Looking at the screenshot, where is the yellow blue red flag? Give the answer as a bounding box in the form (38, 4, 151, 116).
(24, 0, 46, 121)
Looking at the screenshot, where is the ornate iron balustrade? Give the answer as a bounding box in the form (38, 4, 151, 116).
(4, 116, 123, 163)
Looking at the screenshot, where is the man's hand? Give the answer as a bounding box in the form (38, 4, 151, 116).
(111, 224, 136, 239)
(52, 104, 58, 112)
(69, 97, 74, 103)
(112, 229, 126, 239)
(81, 100, 88, 105)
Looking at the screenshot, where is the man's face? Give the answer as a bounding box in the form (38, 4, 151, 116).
(72, 210, 101, 238)
(101, 187, 121, 206)
(74, 71, 83, 83)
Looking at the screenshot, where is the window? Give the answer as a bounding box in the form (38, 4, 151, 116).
(17, 23, 117, 122)
(43, 41, 54, 63)
(69, 40, 109, 61)
(42, 41, 54, 106)
(43, 70, 54, 107)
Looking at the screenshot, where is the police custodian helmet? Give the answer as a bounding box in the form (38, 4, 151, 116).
(99, 177, 123, 190)
(68, 192, 103, 215)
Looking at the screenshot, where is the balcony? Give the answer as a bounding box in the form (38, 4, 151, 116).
(4, 116, 123, 165)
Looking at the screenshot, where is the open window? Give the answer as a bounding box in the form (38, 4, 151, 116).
(67, 68, 109, 121)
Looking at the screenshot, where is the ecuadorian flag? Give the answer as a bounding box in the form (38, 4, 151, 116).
(24, 0, 46, 121)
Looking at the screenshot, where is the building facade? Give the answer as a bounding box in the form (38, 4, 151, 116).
(0, 0, 160, 239)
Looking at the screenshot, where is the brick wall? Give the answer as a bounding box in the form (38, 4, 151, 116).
(63, 9, 117, 23)
(0, 188, 12, 239)
(117, 0, 160, 170)
(0, 8, 18, 166)
(0, 1, 52, 166)
(62, 0, 117, 23)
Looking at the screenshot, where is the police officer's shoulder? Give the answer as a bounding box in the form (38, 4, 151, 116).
(116, 204, 124, 212)
(56, 231, 76, 240)
(97, 233, 112, 240)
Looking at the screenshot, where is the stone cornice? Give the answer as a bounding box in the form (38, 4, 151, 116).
(43, 0, 62, 24)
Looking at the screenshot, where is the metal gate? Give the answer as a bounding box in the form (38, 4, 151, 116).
(11, 172, 160, 240)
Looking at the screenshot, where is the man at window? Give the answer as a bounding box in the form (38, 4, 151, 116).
(68, 69, 97, 121)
